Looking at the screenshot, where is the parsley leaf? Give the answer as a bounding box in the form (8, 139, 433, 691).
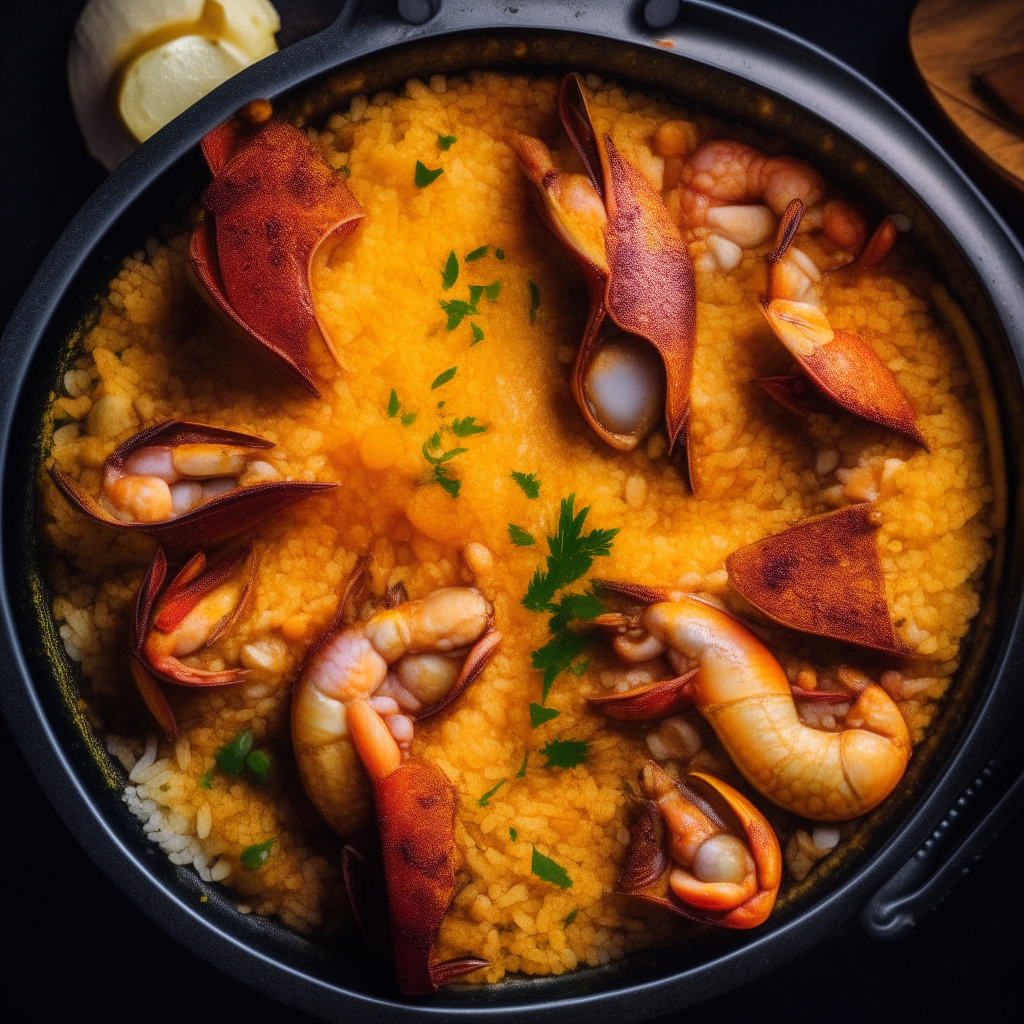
(240, 838, 275, 870)
(568, 657, 592, 677)
(422, 442, 468, 465)
(522, 494, 619, 613)
(431, 366, 457, 389)
(401, 411, 417, 426)
(245, 750, 270, 785)
(546, 592, 605, 634)
(540, 738, 589, 769)
(198, 769, 214, 790)
(215, 730, 253, 775)
(477, 778, 507, 806)
(468, 284, 484, 309)
(510, 827, 518, 842)
(387, 389, 400, 417)
(434, 468, 461, 498)
(470, 322, 484, 345)
(564, 909, 578, 925)
(423, 435, 468, 498)
(532, 629, 591, 700)
(439, 298, 475, 331)
(438, 134, 457, 150)
(484, 280, 502, 302)
(465, 245, 488, 261)
(415, 160, 443, 187)
(441, 250, 459, 290)
(531, 848, 572, 889)
(511, 471, 540, 499)
(529, 280, 540, 323)
(452, 416, 486, 437)
(516, 753, 528, 777)
(335, 165, 351, 178)
(496, 248, 505, 260)
(530, 703, 560, 727)
(508, 523, 535, 547)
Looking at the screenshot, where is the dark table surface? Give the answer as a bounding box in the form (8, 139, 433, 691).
(2, 1, 1022, 1021)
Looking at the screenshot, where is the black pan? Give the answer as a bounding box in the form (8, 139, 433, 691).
(2, 1, 1023, 1021)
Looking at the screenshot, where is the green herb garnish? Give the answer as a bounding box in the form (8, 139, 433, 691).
(198, 769, 214, 790)
(531, 848, 572, 889)
(240, 838, 276, 870)
(531, 630, 592, 700)
(477, 779, 507, 807)
(245, 750, 270, 785)
(546, 592, 605, 634)
(431, 366, 457, 389)
(496, 248, 505, 260)
(470, 322, 484, 345)
(452, 416, 486, 437)
(468, 284, 484, 308)
(540, 738, 589, 769)
(422, 432, 468, 498)
(401, 411, 417, 426)
(564, 909, 577, 925)
(387, 389, 401, 417)
(335, 164, 351, 178)
(511, 471, 540, 499)
(510, 827, 518, 842)
(516, 753, 528, 777)
(465, 245, 488, 261)
(529, 280, 540, 323)
(484, 280, 502, 302)
(530, 703, 560, 728)
(215, 730, 253, 775)
(439, 298, 475, 330)
(522, 495, 618, 613)
(568, 657, 592, 677)
(438, 134, 457, 150)
(415, 160, 443, 187)
(441, 250, 459, 290)
(508, 524, 535, 547)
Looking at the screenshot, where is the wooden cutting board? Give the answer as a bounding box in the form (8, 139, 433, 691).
(910, 0, 1024, 192)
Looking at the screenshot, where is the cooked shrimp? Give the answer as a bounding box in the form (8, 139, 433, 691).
(600, 593, 911, 820)
(291, 586, 499, 838)
(104, 442, 278, 522)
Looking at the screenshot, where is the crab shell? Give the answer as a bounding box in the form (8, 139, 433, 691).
(190, 109, 365, 394)
(618, 771, 782, 929)
(50, 419, 336, 552)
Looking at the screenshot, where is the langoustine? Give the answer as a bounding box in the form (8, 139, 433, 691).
(51, 419, 335, 551)
(190, 100, 365, 394)
(129, 545, 256, 740)
(511, 73, 696, 481)
(291, 563, 501, 992)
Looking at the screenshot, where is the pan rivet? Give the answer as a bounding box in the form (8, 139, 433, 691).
(644, 0, 680, 30)
(398, 0, 440, 25)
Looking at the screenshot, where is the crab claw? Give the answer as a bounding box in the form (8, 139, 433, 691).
(513, 74, 696, 483)
(618, 763, 781, 929)
(726, 503, 910, 654)
(190, 106, 365, 394)
(347, 700, 489, 994)
(51, 420, 336, 552)
(760, 200, 926, 448)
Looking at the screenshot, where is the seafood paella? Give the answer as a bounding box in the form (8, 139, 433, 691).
(40, 70, 1000, 991)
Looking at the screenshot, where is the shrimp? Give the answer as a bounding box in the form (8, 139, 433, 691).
(617, 762, 781, 928)
(596, 592, 911, 821)
(291, 583, 500, 839)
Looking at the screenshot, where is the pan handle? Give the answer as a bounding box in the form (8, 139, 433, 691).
(860, 741, 1024, 940)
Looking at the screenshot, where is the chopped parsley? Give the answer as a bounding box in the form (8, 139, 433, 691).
(431, 366, 457, 389)
(510, 827, 518, 842)
(546, 592, 606, 634)
(240, 837, 275, 870)
(564, 909, 578, 925)
(523, 495, 618, 613)
(438, 134, 457, 150)
(215, 729, 253, 775)
(540, 738, 589, 769)
(401, 411, 417, 426)
(485, 280, 502, 302)
(439, 298, 476, 331)
(531, 630, 592, 700)
(198, 769, 214, 790)
(245, 750, 270, 785)
(516, 753, 528, 777)
(477, 779, 507, 807)
(529, 280, 540, 323)
(568, 657, 592, 677)
(415, 160, 443, 187)
(531, 848, 572, 889)
(422, 432, 468, 498)
(511, 471, 540, 499)
(465, 245, 488, 261)
(508, 524, 535, 547)
(335, 164, 351, 178)
(470, 322, 484, 345)
(530, 703, 560, 728)
(387, 389, 400, 417)
(441, 250, 459, 290)
(452, 416, 486, 437)
(470, 281, 502, 307)
(496, 248, 505, 260)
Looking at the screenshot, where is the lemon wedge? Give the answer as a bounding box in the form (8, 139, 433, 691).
(69, 0, 280, 170)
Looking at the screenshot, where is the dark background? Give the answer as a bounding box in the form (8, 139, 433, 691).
(2, 1, 1022, 1021)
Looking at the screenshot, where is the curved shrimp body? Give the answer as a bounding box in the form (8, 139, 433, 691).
(637, 596, 911, 821)
(291, 587, 493, 839)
